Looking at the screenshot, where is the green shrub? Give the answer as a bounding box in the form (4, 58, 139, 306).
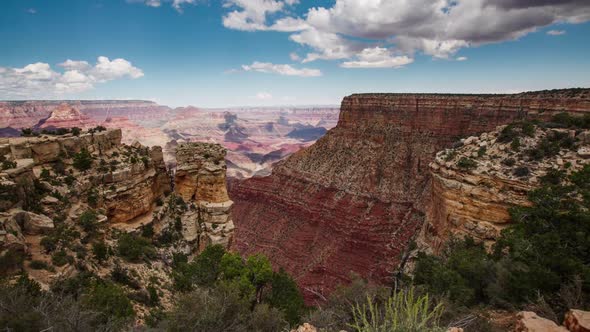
(513, 166, 530, 177)
(457, 157, 477, 170)
(79, 210, 99, 234)
(1, 160, 17, 170)
(117, 233, 156, 262)
(92, 241, 109, 262)
(29, 260, 50, 270)
(83, 281, 134, 323)
(0, 249, 25, 275)
(502, 158, 516, 167)
(266, 268, 305, 326)
(51, 250, 74, 267)
(73, 148, 93, 171)
(349, 288, 445, 332)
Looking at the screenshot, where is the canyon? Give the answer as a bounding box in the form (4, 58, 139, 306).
(0, 100, 339, 178)
(230, 89, 590, 302)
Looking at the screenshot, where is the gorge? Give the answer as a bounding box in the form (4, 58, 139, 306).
(229, 89, 590, 302)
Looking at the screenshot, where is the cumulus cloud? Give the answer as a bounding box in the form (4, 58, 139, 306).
(547, 29, 566, 35)
(222, 0, 303, 31)
(289, 52, 300, 61)
(456, 56, 468, 61)
(0, 57, 144, 98)
(341, 47, 414, 68)
(241, 61, 322, 77)
(222, 0, 590, 68)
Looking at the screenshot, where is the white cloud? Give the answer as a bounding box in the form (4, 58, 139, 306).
(456, 56, 468, 61)
(289, 52, 301, 61)
(0, 57, 144, 98)
(128, 0, 197, 12)
(340, 47, 414, 68)
(241, 61, 322, 77)
(222, 0, 303, 31)
(254, 92, 273, 100)
(27, 8, 37, 14)
(220, 0, 590, 68)
(547, 29, 566, 35)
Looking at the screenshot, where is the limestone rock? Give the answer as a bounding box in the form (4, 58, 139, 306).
(14, 211, 54, 235)
(514, 312, 568, 332)
(564, 309, 590, 332)
(290, 323, 318, 332)
(0, 212, 27, 252)
(174, 142, 234, 251)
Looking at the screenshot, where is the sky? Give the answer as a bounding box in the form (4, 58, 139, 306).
(0, 0, 589, 107)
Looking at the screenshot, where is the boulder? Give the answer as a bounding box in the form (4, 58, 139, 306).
(578, 147, 590, 159)
(290, 323, 318, 332)
(514, 312, 568, 332)
(564, 309, 590, 332)
(15, 211, 54, 235)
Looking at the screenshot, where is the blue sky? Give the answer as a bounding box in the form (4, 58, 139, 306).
(1, 0, 589, 107)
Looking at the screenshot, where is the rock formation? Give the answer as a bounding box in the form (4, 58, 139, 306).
(39, 103, 96, 129)
(174, 142, 234, 250)
(425, 124, 590, 249)
(230, 89, 590, 302)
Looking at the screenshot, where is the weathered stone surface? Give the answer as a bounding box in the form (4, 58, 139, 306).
(424, 125, 590, 250)
(230, 90, 590, 302)
(14, 211, 54, 235)
(514, 312, 568, 332)
(0, 212, 27, 252)
(564, 309, 590, 332)
(173, 142, 233, 251)
(290, 323, 318, 332)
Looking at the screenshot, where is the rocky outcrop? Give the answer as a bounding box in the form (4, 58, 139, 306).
(173, 143, 234, 250)
(230, 89, 590, 302)
(515, 312, 568, 332)
(565, 310, 590, 332)
(1, 129, 170, 224)
(40, 103, 96, 129)
(425, 125, 590, 249)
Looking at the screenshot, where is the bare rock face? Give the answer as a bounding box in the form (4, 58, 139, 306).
(40, 103, 96, 129)
(0, 212, 27, 253)
(174, 142, 234, 250)
(230, 89, 590, 302)
(425, 125, 590, 250)
(14, 210, 55, 235)
(515, 312, 568, 332)
(564, 309, 590, 332)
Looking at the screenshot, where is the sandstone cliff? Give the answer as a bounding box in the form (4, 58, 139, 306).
(425, 122, 590, 250)
(230, 89, 590, 302)
(173, 143, 234, 250)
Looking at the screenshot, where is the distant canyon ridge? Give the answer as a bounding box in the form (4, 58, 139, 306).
(0, 100, 339, 178)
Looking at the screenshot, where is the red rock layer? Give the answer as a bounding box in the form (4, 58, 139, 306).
(230, 89, 590, 303)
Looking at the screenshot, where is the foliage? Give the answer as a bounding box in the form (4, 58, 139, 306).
(0, 249, 25, 275)
(51, 249, 74, 267)
(413, 165, 590, 316)
(1, 160, 16, 170)
(79, 209, 99, 234)
(306, 276, 389, 331)
(414, 238, 494, 306)
(73, 148, 93, 171)
(266, 268, 306, 326)
(116, 233, 156, 262)
(349, 288, 445, 332)
(92, 241, 109, 262)
(83, 281, 135, 324)
(549, 112, 590, 129)
(457, 157, 477, 170)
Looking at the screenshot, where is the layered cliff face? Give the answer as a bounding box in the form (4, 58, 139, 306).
(39, 103, 96, 129)
(230, 89, 590, 302)
(173, 143, 234, 250)
(425, 123, 590, 250)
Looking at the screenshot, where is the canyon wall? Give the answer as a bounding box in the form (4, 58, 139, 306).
(230, 89, 590, 302)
